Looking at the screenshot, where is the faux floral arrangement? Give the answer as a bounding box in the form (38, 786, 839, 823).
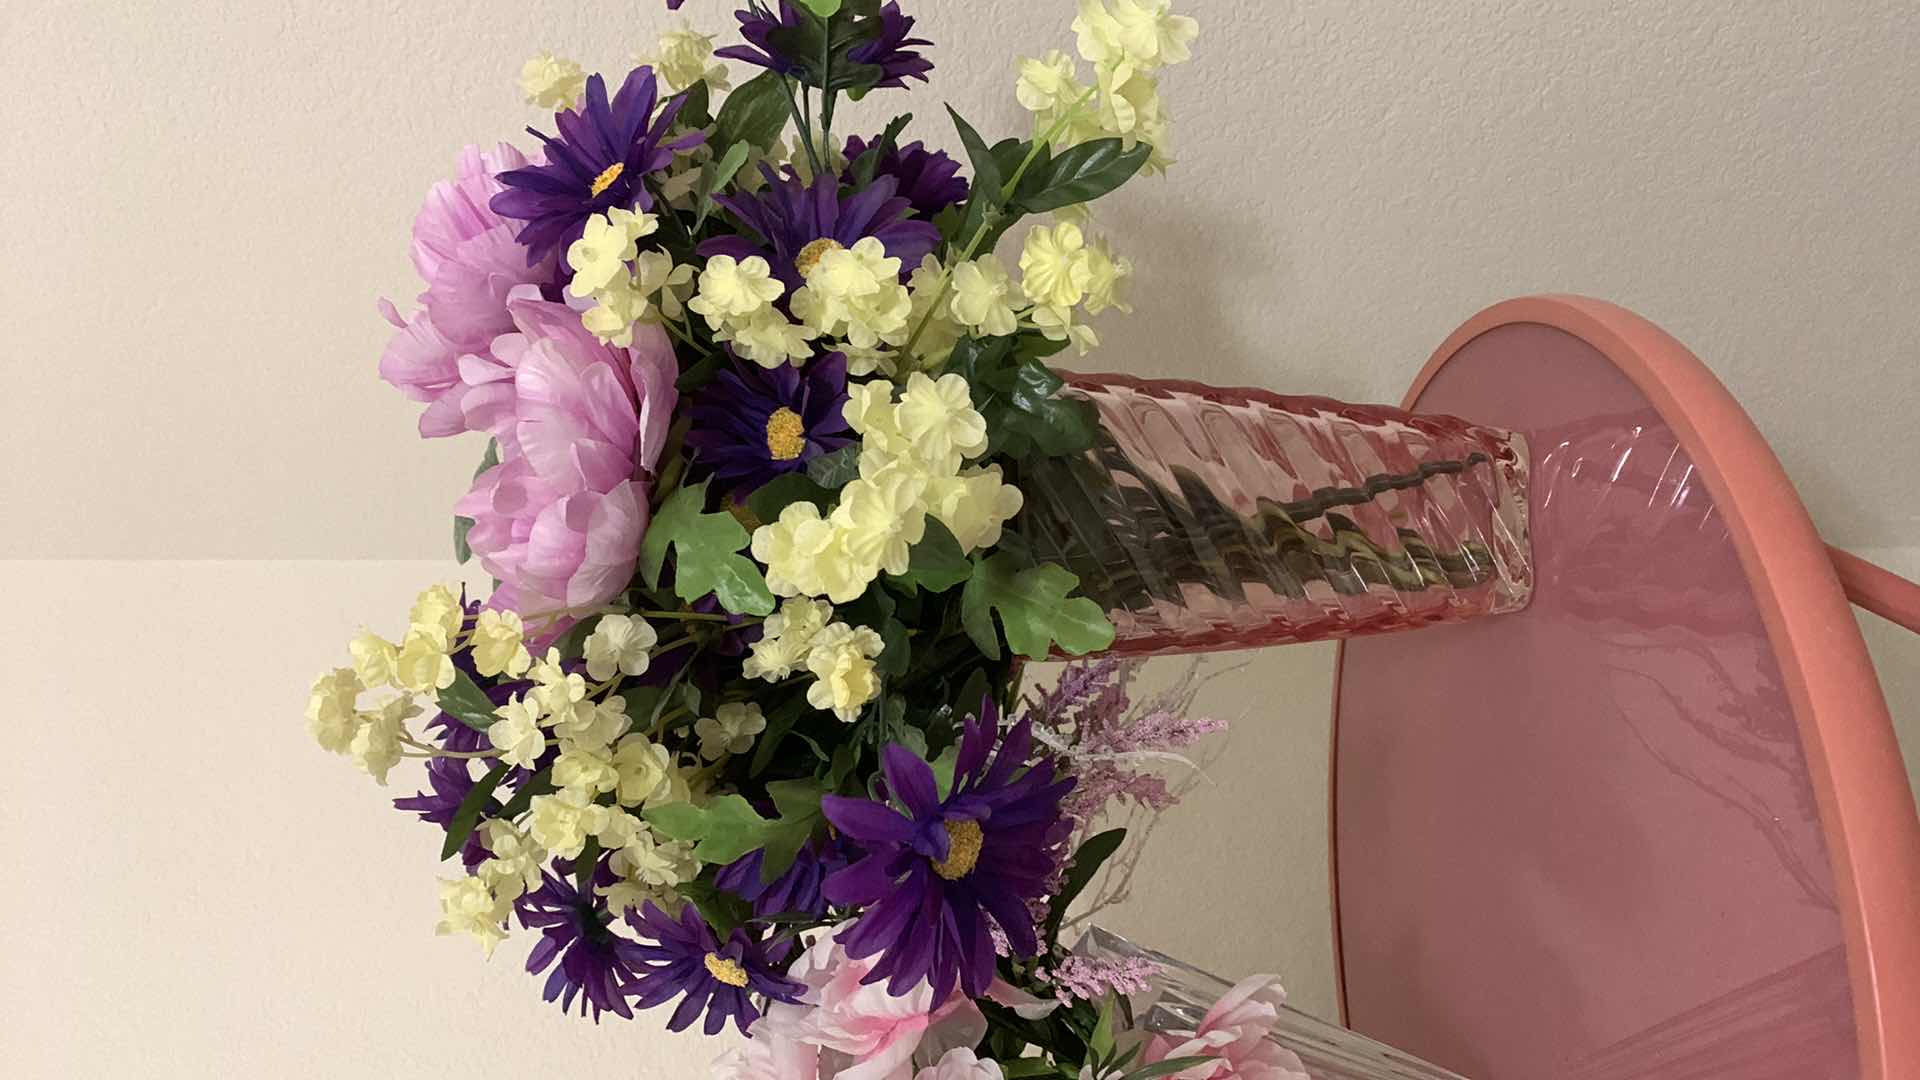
(308, 2, 1307, 1077)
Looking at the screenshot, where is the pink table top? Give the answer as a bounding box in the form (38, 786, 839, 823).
(1331, 297, 1920, 1078)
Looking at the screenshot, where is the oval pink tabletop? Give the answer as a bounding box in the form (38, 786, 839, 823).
(1331, 296, 1920, 1078)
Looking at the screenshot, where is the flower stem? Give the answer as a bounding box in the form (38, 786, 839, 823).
(634, 609, 735, 623)
(399, 735, 501, 760)
(781, 76, 823, 177)
(1000, 86, 1099, 202)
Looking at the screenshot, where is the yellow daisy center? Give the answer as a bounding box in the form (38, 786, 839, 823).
(794, 237, 845, 279)
(704, 953, 750, 988)
(589, 162, 626, 197)
(766, 406, 807, 461)
(931, 819, 984, 881)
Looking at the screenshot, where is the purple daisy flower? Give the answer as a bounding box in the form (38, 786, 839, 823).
(821, 705, 1076, 1003)
(844, 135, 969, 219)
(392, 758, 478, 827)
(718, 2, 932, 89)
(702, 166, 940, 292)
(629, 901, 807, 1034)
(714, 838, 848, 920)
(715, 1, 807, 77)
(517, 864, 652, 1022)
(684, 352, 851, 493)
(491, 66, 701, 265)
(848, 2, 934, 89)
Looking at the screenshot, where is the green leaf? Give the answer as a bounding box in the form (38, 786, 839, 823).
(694, 141, 751, 230)
(928, 744, 960, 799)
(760, 778, 826, 880)
(1012, 137, 1152, 214)
(1044, 828, 1126, 944)
(876, 618, 911, 677)
(645, 795, 767, 865)
(1091, 994, 1120, 1059)
(453, 439, 500, 563)
(748, 695, 812, 777)
(1119, 1059, 1222, 1080)
(888, 517, 972, 593)
(638, 481, 775, 615)
(678, 879, 754, 937)
(441, 763, 510, 860)
(946, 106, 1003, 204)
(747, 472, 832, 524)
(436, 670, 499, 733)
(849, 112, 912, 186)
(676, 80, 713, 129)
(961, 553, 1116, 659)
(493, 767, 557, 822)
(796, 0, 842, 15)
(714, 71, 791, 152)
(1004, 359, 1100, 456)
(454, 515, 476, 564)
(1002, 1060, 1063, 1079)
(642, 781, 825, 880)
(805, 443, 862, 489)
(573, 836, 601, 894)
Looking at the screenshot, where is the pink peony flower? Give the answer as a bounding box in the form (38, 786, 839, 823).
(710, 1031, 822, 1080)
(454, 289, 676, 615)
(912, 1049, 1004, 1080)
(380, 144, 558, 440)
(1136, 976, 1309, 1080)
(754, 926, 988, 1080)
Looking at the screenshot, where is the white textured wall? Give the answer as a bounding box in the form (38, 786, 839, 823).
(5, 1, 1918, 1076)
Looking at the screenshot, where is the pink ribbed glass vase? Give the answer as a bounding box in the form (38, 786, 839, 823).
(1017, 372, 1534, 656)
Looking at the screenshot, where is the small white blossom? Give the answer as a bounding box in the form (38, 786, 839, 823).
(436, 877, 514, 957)
(348, 630, 399, 689)
(306, 667, 364, 754)
(688, 255, 784, 325)
(612, 735, 676, 807)
(488, 694, 548, 769)
(1020, 222, 1094, 309)
(742, 598, 833, 681)
(895, 372, 990, 467)
(584, 614, 659, 681)
(805, 623, 886, 723)
(948, 255, 1022, 337)
(519, 52, 587, 110)
(529, 787, 610, 860)
(645, 24, 732, 92)
(470, 609, 532, 679)
(351, 696, 418, 785)
(927, 465, 1027, 553)
(695, 702, 768, 761)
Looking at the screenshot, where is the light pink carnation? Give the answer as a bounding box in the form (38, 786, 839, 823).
(754, 926, 988, 1080)
(380, 143, 558, 439)
(1137, 976, 1309, 1080)
(912, 1049, 1004, 1080)
(454, 289, 676, 615)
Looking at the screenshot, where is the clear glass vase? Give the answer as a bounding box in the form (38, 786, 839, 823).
(1017, 373, 1534, 656)
(1077, 927, 1473, 1080)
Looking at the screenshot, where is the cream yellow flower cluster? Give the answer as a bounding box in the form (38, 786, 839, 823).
(641, 23, 731, 93)
(565, 209, 695, 348)
(740, 598, 886, 723)
(687, 255, 814, 368)
(307, 584, 529, 784)
(1016, 0, 1199, 174)
(751, 372, 1022, 620)
(688, 240, 973, 376)
(519, 52, 588, 110)
(1016, 222, 1132, 356)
